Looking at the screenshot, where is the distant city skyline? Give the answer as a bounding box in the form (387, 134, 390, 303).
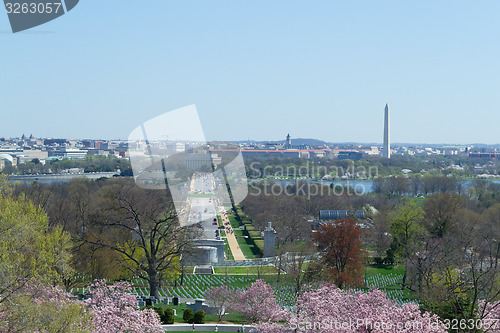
(2, 1, 500, 144)
(2, 134, 499, 147)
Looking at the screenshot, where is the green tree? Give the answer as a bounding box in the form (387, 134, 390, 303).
(193, 310, 205, 324)
(183, 308, 194, 323)
(0, 176, 73, 304)
(389, 200, 425, 289)
(423, 193, 464, 238)
(82, 179, 197, 298)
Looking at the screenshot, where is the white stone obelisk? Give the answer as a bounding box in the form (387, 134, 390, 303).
(383, 103, 390, 159)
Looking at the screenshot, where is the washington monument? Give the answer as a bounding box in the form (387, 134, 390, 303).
(383, 103, 390, 159)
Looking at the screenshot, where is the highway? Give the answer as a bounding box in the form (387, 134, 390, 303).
(186, 173, 220, 240)
(184, 172, 245, 260)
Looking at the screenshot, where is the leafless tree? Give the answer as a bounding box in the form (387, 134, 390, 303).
(81, 179, 198, 298)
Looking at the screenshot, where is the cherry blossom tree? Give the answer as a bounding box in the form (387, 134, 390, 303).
(85, 280, 163, 333)
(1, 280, 164, 333)
(477, 300, 500, 333)
(0, 282, 92, 333)
(232, 279, 288, 323)
(255, 283, 447, 333)
(204, 284, 237, 321)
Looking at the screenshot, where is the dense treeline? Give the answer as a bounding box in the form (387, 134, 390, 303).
(243, 154, 499, 179)
(241, 180, 400, 247)
(2, 155, 133, 175)
(6, 170, 500, 332)
(13, 177, 197, 296)
(239, 178, 500, 330)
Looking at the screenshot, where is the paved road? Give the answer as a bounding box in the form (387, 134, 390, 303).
(186, 173, 220, 240)
(188, 197, 219, 239)
(185, 173, 246, 261)
(163, 323, 255, 332)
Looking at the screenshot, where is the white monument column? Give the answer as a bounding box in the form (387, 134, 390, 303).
(383, 103, 390, 159)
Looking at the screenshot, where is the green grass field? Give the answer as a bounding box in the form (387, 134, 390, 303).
(227, 215, 240, 229)
(235, 236, 259, 259)
(364, 264, 405, 277)
(222, 237, 234, 260)
(224, 216, 259, 259)
(187, 193, 214, 198)
(154, 301, 247, 324)
(362, 264, 416, 302)
(412, 196, 426, 207)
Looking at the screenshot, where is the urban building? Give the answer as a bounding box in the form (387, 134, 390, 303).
(48, 147, 88, 159)
(310, 210, 367, 231)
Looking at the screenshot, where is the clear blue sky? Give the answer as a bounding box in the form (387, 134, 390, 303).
(1, 1, 500, 144)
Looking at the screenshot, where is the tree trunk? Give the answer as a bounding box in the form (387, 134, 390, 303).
(277, 255, 282, 283)
(148, 269, 160, 299)
(180, 264, 185, 286)
(402, 268, 407, 290)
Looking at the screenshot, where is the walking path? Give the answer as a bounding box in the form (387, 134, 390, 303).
(219, 207, 246, 261)
(162, 323, 255, 332)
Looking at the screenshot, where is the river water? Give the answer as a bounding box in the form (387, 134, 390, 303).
(259, 179, 500, 193)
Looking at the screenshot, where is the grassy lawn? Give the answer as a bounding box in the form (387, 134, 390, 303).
(222, 237, 234, 260)
(154, 302, 247, 324)
(227, 215, 240, 229)
(235, 236, 259, 259)
(224, 216, 259, 259)
(233, 229, 244, 237)
(187, 193, 214, 198)
(363, 264, 416, 301)
(213, 266, 278, 275)
(364, 264, 404, 277)
(413, 197, 425, 207)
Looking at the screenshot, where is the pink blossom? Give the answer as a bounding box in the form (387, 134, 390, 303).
(255, 284, 447, 333)
(204, 284, 238, 321)
(85, 279, 163, 333)
(477, 299, 500, 333)
(232, 279, 289, 323)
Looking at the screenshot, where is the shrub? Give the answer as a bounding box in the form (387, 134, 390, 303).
(254, 239, 265, 255)
(152, 307, 164, 322)
(245, 225, 255, 231)
(193, 310, 205, 324)
(421, 296, 475, 324)
(182, 308, 194, 323)
(162, 308, 175, 324)
(244, 226, 254, 237)
(242, 218, 253, 225)
(374, 257, 384, 265)
(248, 230, 261, 239)
(384, 249, 395, 265)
